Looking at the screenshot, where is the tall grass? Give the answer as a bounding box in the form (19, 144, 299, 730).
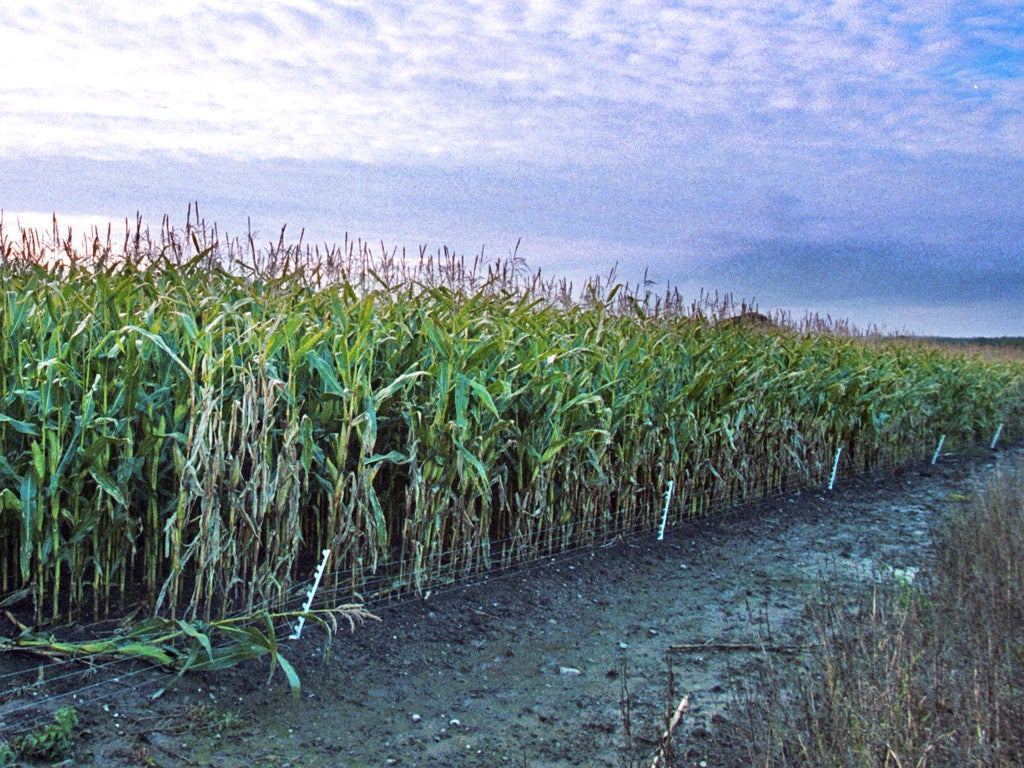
(2, 213, 1023, 623)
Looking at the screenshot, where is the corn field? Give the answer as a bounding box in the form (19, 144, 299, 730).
(2, 215, 1023, 624)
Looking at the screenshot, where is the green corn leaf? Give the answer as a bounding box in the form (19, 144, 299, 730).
(111, 642, 178, 667)
(305, 349, 344, 396)
(19, 474, 37, 579)
(453, 436, 489, 491)
(373, 370, 428, 408)
(465, 376, 501, 419)
(88, 467, 127, 506)
(30, 440, 45, 479)
(176, 619, 215, 662)
(0, 413, 40, 435)
(365, 450, 411, 466)
(276, 652, 302, 702)
(122, 325, 193, 378)
(0, 487, 22, 512)
(454, 374, 470, 431)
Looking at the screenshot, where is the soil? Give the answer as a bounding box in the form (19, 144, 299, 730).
(3, 447, 1020, 768)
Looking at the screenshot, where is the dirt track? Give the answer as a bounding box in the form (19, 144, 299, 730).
(5, 447, 1018, 767)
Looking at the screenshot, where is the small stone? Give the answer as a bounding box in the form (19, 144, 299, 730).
(411, 713, 422, 723)
(449, 718, 461, 727)
(559, 666, 581, 676)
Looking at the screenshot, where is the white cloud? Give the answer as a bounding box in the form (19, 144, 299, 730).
(0, 1, 1021, 169)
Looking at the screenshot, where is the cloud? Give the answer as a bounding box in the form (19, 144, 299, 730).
(1, 0, 1021, 167)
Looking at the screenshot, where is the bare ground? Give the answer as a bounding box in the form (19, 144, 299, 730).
(4, 447, 1019, 767)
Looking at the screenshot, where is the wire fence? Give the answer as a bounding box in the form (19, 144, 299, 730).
(0, 429, 1018, 739)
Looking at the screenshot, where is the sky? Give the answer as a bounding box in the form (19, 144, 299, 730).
(1, 1, 1022, 336)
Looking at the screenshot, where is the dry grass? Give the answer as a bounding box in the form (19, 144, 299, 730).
(915, 337, 1024, 363)
(731, 458, 1024, 767)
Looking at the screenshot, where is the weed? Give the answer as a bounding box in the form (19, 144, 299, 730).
(9, 706, 80, 763)
(0, 742, 15, 768)
(167, 701, 240, 735)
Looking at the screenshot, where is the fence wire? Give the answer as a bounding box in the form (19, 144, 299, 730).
(0, 435, 1017, 739)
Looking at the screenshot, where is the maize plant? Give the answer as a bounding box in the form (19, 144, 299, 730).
(1, 216, 1022, 624)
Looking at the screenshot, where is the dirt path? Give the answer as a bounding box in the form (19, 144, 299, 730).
(6, 447, 1019, 767)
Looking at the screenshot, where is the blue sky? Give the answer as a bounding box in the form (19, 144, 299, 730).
(1, 1, 1022, 335)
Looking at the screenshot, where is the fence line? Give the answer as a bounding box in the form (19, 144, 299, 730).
(2, 435, 1018, 738)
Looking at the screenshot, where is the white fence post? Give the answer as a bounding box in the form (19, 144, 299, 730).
(658, 480, 674, 541)
(828, 445, 842, 491)
(290, 548, 332, 640)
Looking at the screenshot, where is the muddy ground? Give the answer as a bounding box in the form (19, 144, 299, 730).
(3, 447, 1019, 767)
